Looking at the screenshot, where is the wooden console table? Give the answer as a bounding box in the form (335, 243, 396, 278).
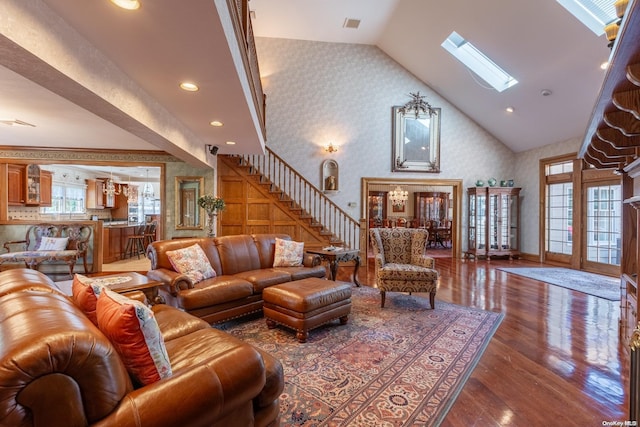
(306, 248, 361, 286)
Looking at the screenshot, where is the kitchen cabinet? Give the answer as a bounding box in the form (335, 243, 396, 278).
(25, 164, 41, 205)
(466, 186, 520, 260)
(7, 164, 25, 205)
(40, 170, 53, 207)
(7, 164, 52, 206)
(86, 179, 105, 209)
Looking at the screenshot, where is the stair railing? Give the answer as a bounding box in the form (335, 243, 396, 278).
(233, 148, 360, 250)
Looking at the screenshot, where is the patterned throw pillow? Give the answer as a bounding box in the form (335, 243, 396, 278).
(71, 274, 104, 325)
(96, 288, 172, 386)
(38, 237, 69, 251)
(166, 244, 216, 284)
(273, 237, 304, 267)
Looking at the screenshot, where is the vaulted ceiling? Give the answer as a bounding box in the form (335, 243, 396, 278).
(0, 0, 614, 168)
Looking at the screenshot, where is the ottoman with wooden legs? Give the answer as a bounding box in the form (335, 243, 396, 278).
(262, 277, 352, 343)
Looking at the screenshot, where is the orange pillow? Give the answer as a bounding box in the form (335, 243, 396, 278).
(96, 288, 172, 386)
(71, 274, 102, 325)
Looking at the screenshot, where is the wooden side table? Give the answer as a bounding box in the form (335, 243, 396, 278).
(93, 271, 164, 305)
(306, 248, 361, 286)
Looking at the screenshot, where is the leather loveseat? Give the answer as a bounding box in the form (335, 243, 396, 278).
(0, 268, 284, 427)
(147, 234, 326, 324)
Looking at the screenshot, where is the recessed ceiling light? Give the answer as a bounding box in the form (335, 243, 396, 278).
(210, 120, 223, 127)
(505, 107, 514, 113)
(110, 0, 140, 10)
(541, 89, 552, 96)
(225, 141, 236, 145)
(179, 82, 199, 92)
(600, 61, 610, 70)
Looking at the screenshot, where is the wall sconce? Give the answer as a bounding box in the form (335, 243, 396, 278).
(325, 143, 339, 153)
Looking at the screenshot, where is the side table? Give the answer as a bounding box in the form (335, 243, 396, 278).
(306, 248, 361, 286)
(92, 272, 165, 305)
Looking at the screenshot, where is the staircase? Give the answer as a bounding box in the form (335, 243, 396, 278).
(217, 148, 360, 250)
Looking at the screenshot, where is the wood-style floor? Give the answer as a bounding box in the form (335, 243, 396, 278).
(335, 256, 628, 427)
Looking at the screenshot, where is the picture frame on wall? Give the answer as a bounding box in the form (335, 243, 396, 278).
(392, 203, 405, 213)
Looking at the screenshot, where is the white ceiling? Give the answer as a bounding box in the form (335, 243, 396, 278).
(0, 0, 614, 161)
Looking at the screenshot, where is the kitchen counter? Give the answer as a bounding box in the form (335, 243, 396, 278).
(102, 224, 144, 263)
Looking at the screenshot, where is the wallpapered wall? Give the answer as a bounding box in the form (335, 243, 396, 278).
(255, 37, 578, 256)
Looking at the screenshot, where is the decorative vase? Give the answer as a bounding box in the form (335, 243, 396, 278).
(206, 211, 216, 237)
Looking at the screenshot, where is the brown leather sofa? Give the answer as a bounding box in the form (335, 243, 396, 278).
(0, 268, 284, 427)
(147, 234, 327, 323)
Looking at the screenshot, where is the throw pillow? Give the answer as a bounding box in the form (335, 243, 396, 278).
(96, 288, 172, 386)
(38, 237, 69, 251)
(273, 237, 304, 267)
(71, 274, 104, 325)
(166, 244, 216, 284)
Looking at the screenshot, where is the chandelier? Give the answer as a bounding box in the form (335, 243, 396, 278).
(389, 186, 408, 207)
(398, 91, 437, 118)
(123, 179, 138, 204)
(102, 169, 121, 196)
(141, 169, 155, 199)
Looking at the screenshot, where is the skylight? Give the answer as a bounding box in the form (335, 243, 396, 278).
(556, 0, 617, 36)
(441, 31, 518, 93)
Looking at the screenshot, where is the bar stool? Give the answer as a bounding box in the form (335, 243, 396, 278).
(124, 225, 146, 259)
(143, 222, 157, 247)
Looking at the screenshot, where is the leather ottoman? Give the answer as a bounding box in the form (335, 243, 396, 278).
(262, 278, 352, 343)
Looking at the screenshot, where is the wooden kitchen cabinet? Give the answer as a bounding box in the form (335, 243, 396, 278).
(7, 164, 25, 205)
(40, 170, 53, 207)
(86, 179, 105, 209)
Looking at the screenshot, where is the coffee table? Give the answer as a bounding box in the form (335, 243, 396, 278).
(92, 272, 164, 305)
(306, 248, 361, 286)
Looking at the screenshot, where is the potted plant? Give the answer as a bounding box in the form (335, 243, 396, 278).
(197, 194, 225, 237)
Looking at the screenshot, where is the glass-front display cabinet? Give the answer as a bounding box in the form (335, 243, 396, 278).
(466, 187, 520, 259)
(368, 191, 387, 227)
(414, 192, 450, 226)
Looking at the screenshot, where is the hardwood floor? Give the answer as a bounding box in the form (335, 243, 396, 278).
(336, 256, 628, 426)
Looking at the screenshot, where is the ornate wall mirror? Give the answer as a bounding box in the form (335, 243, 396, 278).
(392, 107, 441, 173)
(175, 176, 203, 230)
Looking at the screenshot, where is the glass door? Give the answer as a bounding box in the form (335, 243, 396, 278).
(583, 182, 621, 276)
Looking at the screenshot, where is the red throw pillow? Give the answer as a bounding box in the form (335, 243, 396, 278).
(71, 274, 101, 325)
(96, 288, 172, 386)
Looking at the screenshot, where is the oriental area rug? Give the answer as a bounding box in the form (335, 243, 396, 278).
(496, 267, 619, 301)
(217, 285, 503, 426)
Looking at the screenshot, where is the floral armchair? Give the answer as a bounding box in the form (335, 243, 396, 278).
(369, 228, 439, 308)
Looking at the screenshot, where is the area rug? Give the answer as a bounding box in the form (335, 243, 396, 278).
(496, 267, 619, 301)
(217, 285, 503, 426)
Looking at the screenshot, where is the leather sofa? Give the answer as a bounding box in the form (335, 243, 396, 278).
(0, 268, 284, 427)
(147, 234, 327, 324)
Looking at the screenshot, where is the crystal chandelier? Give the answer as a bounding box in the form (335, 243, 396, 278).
(102, 169, 121, 196)
(389, 186, 408, 207)
(398, 91, 436, 118)
(123, 179, 138, 204)
(141, 169, 155, 199)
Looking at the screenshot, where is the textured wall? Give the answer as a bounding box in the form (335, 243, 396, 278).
(255, 37, 579, 256)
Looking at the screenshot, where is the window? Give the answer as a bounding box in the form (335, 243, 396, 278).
(556, 0, 618, 35)
(441, 31, 518, 92)
(41, 183, 86, 214)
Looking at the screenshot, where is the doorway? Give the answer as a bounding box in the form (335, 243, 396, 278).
(360, 177, 463, 269)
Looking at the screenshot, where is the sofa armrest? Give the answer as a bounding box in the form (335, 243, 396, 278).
(413, 255, 435, 269)
(147, 268, 194, 296)
(303, 253, 322, 267)
(97, 346, 266, 427)
(3, 240, 27, 253)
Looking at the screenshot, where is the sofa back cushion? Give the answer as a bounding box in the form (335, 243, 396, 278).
(252, 234, 292, 269)
(215, 235, 261, 274)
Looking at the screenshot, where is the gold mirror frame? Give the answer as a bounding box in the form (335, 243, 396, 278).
(392, 107, 441, 172)
(175, 176, 204, 230)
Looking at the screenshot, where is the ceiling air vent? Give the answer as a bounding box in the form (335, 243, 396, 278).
(0, 119, 35, 127)
(343, 18, 360, 29)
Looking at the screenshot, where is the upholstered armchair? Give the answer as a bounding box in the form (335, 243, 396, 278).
(369, 228, 439, 308)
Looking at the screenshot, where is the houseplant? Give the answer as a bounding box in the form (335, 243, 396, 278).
(197, 194, 225, 237)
